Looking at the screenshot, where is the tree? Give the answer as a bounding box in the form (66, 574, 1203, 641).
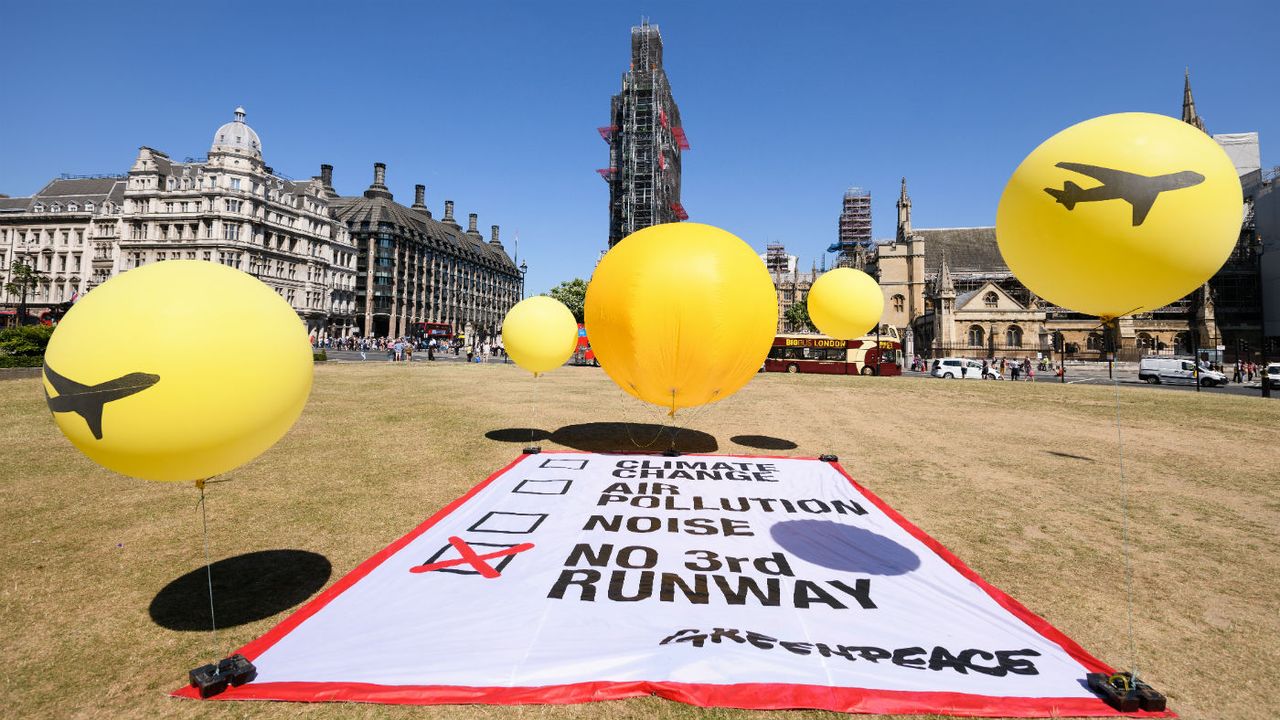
(784, 297, 816, 333)
(3, 261, 46, 326)
(546, 278, 587, 323)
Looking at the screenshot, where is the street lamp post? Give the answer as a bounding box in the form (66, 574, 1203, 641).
(519, 260, 528, 301)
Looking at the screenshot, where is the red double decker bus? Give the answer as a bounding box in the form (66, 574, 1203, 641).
(411, 322, 453, 338)
(763, 330, 902, 376)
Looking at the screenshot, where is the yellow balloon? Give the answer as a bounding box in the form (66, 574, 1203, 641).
(997, 112, 1242, 319)
(807, 267, 884, 340)
(501, 296, 579, 375)
(585, 222, 778, 413)
(42, 261, 313, 482)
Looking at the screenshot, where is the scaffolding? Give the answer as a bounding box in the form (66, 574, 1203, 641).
(833, 187, 872, 268)
(603, 21, 688, 247)
(766, 243, 790, 274)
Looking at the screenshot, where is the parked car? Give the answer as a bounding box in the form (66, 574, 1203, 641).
(930, 357, 1002, 380)
(1138, 357, 1228, 387)
(1266, 363, 1280, 390)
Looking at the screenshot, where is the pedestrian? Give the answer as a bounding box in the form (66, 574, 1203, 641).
(466, 344, 474, 363)
(405, 342, 413, 362)
(999, 357, 1007, 379)
(982, 360, 990, 379)
(428, 338, 436, 361)
(1011, 362, 1020, 381)
(1027, 359, 1035, 382)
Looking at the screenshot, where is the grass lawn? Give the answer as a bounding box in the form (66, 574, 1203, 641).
(1, 362, 1277, 720)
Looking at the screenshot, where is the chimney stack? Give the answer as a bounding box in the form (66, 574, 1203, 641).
(490, 225, 500, 244)
(413, 184, 425, 207)
(467, 213, 479, 234)
(363, 162, 392, 199)
(443, 200, 458, 227)
(320, 164, 333, 188)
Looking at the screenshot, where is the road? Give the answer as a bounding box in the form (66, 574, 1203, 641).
(906, 369, 1277, 398)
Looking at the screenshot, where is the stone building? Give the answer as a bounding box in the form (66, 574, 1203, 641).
(1, 106, 523, 340)
(325, 163, 522, 340)
(1, 107, 359, 336)
(0, 177, 125, 325)
(867, 73, 1265, 361)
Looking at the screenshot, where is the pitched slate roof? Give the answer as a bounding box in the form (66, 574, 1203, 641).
(1, 177, 127, 212)
(917, 227, 1008, 274)
(330, 193, 519, 275)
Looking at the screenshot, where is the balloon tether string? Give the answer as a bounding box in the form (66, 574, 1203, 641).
(196, 478, 217, 652)
(1106, 319, 1138, 682)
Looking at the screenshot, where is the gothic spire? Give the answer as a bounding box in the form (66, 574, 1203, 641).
(1182, 68, 1207, 134)
(938, 253, 955, 297)
(896, 176, 912, 242)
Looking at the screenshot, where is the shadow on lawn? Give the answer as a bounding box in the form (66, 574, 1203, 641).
(486, 422, 718, 454)
(149, 550, 331, 631)
(731, 434, 799, 451)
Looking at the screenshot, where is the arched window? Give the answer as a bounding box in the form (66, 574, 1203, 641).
(968, 325, 985, 346)
(984, 291, 998, 308)
(892, 294, 905, 312)
(1087, 332, 1104, 350)
(1137, 332, 1154, 350)
(1006, 325, 1023, 347)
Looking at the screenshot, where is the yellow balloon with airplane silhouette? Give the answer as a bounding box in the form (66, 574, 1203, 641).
(42, 261, 313, 482)
(996, 112, 1242, 319)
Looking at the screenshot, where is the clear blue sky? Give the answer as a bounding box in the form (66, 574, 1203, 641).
(2, 1, 1275, 295)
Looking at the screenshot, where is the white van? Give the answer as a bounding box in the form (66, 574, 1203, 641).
(1138, 357, 1228, 387)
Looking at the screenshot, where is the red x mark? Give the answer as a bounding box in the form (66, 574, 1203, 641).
(410, 536, 535, 578)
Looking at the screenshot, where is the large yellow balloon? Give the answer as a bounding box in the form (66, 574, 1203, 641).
(997, 112, 1242, 319)
(807, 267, 884, 340)
(585, 223, 778, 413)
(42, 261, 313, 482)
(501, 296, 579, 375)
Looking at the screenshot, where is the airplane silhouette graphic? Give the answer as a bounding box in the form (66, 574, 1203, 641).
(1043, 162, 1204, 226)
(43, 364, 160, 440)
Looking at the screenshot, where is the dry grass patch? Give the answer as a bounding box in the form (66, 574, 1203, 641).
(1, 363, 1277, 720)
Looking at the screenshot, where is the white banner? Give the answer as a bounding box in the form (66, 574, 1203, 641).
(175, 453, 1166, 716)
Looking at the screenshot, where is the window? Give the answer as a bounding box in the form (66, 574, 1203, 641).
(67, 202, 78, 211)
(892, 294, 905, 313)
(50, 202, 61, 213)
(1006, 325, 1023, 347)
(968, 325, 985, 346)
(84, 201, 94, 212)
(224, 224, 239, 241)
(1137, 333, 1154, 350)
(226, 199, 242, 213)
(1086, 332, 1104, 350)
(984, 291, 998, 308)
(33, 203, 44, 212)
(230, 178, 241, 191)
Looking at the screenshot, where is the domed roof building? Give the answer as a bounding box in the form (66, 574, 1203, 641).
(210, 107, 262, 159)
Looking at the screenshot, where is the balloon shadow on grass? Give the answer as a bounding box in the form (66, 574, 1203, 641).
(485, 428, 551, 443)
(550, 422, 718, 454)
(770, 520, 920, 576)
(149, 550, 331, 631)
(731, 434, 798, 451)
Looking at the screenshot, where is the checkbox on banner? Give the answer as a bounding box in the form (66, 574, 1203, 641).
(539, 458, 588, 471)
(419, 540, 528, 575)
(513, 479, 573, 496)
(468, 511, 548, 534)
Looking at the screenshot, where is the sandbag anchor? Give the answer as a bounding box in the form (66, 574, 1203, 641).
(188, 654, 257, 698)
(819, 454, 838, 462)
(1086, 672, 1166, 713)
(523, 446, 542, 454)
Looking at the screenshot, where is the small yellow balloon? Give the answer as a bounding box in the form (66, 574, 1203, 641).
(501, 296, 579, 375)
(585, 222, 778, 413)
(43, 261, 313, 482)
(997, 112, 1242, 319)
(807, 267, 884, 340)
